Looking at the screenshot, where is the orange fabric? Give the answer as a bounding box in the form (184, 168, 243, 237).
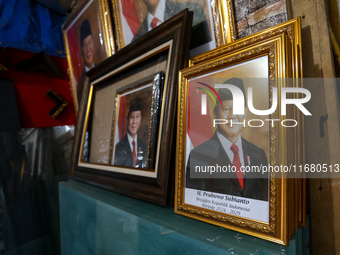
(66, 26, 83, 82)
(122, 0, 140, 35)
(187, 82, 213, 148)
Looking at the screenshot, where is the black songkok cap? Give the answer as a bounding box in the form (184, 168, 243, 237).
(218, 77, 246, 101)
(128, 97, 143, 116)
(80, 19, 92, 44)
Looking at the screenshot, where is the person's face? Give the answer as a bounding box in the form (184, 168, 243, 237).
(127, 110, 142, 138)
(82, 35, 94, 68)
(214, 100, 247, 143)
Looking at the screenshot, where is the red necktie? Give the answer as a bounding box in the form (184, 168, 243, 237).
(132, 140, 136, 166)
(230, 144, 244, 190)
(151, 17, 158, 29)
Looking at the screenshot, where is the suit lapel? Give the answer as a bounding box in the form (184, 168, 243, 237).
(122, 135, 133, 161)
(134, 18, 148, 39)
(241, 138, 250, 193)
(242, 138, 250, 166)
(136, 137, 145, 165)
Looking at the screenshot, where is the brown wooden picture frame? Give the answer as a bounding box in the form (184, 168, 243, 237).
(69, 9, 193, 206)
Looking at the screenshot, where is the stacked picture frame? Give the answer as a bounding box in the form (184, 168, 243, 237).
(174, 17, 305, 245)
(63, 0, 237, 111)
(64, 0, 306, 246)
(63, 0, 115, 111)
(70, 9, 193, 206)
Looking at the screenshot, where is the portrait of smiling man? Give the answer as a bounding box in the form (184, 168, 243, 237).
(186, 78, 269, 201)
(114, 98, 147, 168)
(77, 19, 96, 103)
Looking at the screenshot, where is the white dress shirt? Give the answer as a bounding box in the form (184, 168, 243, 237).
(216, 132, 246, 167)
(127, 132, 138, 154)
(84, 63, 95, 72)
(146, 0, 166, 31)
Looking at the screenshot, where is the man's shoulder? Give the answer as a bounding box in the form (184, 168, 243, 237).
(166, 0, 204, 12)
(241, 137, 268, 163)
(189, 133, 220, 157)
(137, 136, 147, 147)
(241, 138, 264, 152)
(132, 19, 148, 41)
(165, 0, 210, 48)
(116, 135, 128, 148)
(165, 0, 206, 22)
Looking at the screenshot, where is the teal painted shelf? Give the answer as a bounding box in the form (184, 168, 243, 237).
(59, 180, 309, 255)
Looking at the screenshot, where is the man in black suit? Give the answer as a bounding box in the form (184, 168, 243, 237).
(132, 0, 211, 49)
(114, 98, 147, 168)
(186, 78, 269, 201)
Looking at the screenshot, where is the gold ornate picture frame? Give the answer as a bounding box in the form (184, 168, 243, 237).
(111, 0, 236, 56)
(189, 17, 306, 228)
(214, 0, 236, 46)
(63, 0, 115, 112)
(189, 17, 302, 70)
(175, 30, 304, 245)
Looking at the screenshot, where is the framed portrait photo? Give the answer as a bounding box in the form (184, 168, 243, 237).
(63, 0, 115, 112)
(70, 10, 193, 206)
(110, 72, 164, 170)
(111, 0, 236, 57)
(189, 17, 306, 228)
(175, 31, 305, 245)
